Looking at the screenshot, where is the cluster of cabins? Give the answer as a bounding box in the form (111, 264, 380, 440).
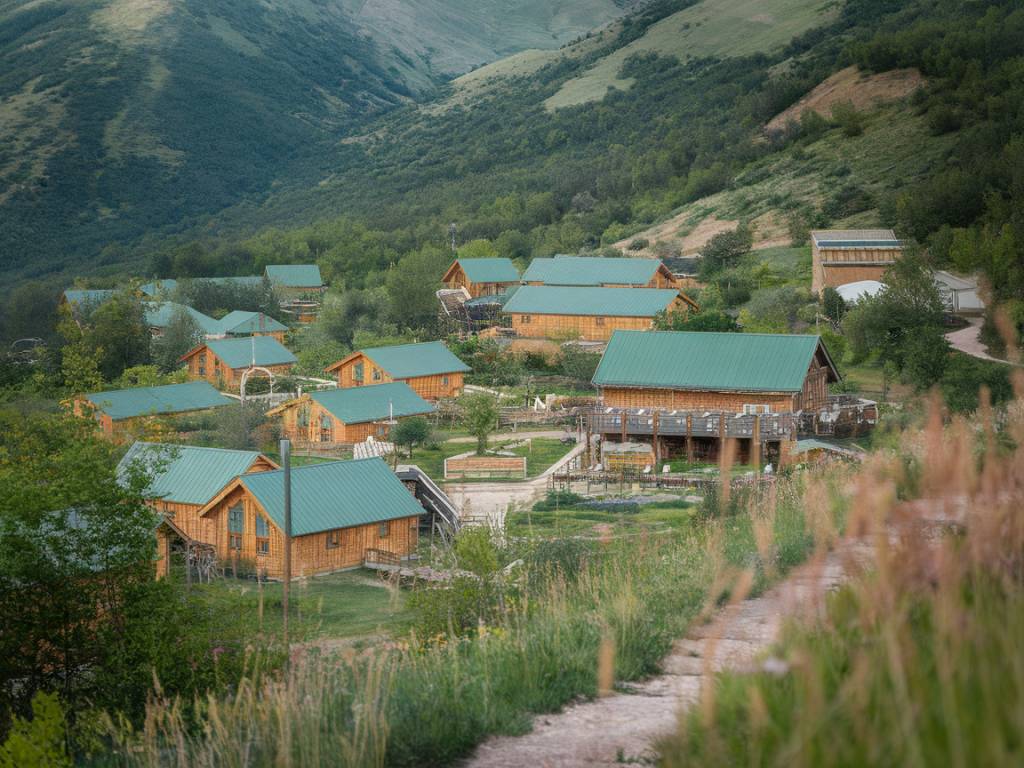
(441, 254, 698, 342)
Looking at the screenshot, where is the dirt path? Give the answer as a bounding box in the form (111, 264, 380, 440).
(945, 318, 1020, 366)
(447, 430, 570, 444)
(465, 539, 871, 767)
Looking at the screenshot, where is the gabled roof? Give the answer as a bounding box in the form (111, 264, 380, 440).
(188, 336, 297, 369)
(307, 382, 434, 424)
(63, 288, 115, 306)
(118, 442, 275, 506)
(445, 257, 519, 284)
(326, 341, 470, 377)
(521, 255, 668, 286)
(144, 302, 222, 334)
(592, 331, 839, 393)
(216, 310, 288, 335)
(140, 279, 178, 297)
(502, 286, 693, 317)
(193, 276, 265, 288)
(811, 229, 901, 248)
(213, 458, 423, 536)
(265, 264, 324, 288)
(83, 381, 234, 421)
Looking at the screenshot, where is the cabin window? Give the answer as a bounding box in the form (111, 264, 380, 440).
(319, 413, 333, 443)
(378, 522, 389, 538)
(595, 317, 605, 326)
(297, 404, 311, 427)
(353, 362, 364, 382)
(255, 515, 269, 537)
(230, 534, 242, 551)
(442, 375, 449, 386)
(256, 538, 269, 555)
(326, 530, 340, 549)
(521, 314, 531, 324)
(743, 404, 771, 415)
(198, 358, 206, 376)
(228, 504, 244, 533)
(372, 368, 382, 381)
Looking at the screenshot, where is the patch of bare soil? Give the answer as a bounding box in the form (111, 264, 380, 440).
(766, 65, 924, 134)
(615, 210, 790, 259)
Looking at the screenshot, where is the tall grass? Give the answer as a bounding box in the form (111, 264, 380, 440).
(661, 380, 1024, 767)
(97, 465, 847, 768)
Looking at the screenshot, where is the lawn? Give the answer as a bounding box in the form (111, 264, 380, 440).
(507, 496, 699, 538)
(184, 569, 411, 643)
(405, 436, 573, 480)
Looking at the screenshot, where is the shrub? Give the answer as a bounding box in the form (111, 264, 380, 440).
(830, 101, 865, 137)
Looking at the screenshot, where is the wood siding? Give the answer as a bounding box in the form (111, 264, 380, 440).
(183, 347, 294, 391)
(443, 264, 518, 298)
(276, 396, 393, 447)
(509, 296, 691, 341)
(203, 485, 418, 579)
(601, 387, 797, 413)
(811, 245, 900, 293)
(73, 398, 220, 442)
(332, 352, 464, 399)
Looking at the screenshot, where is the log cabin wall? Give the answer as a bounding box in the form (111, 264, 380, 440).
(184, 348, 293, 390)
(204, 486, 419, 579)
(334, 355, 464, 399)
(509, 313, 655, 342)
(601, 386, 797, 413)
(277, 397, 392, 447)
(334, 352, 392, 387)
(793, 361, 830, 411)
(811, 245, 900, 293)
(443, 264, 516, 298)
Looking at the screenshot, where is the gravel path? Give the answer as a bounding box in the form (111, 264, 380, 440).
(465, 540, 871, 767)
(945, 317, 1019, 365)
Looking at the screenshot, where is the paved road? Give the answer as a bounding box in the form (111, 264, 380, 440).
(465, 540, 871, 767)
(945, 317, 1019, 365)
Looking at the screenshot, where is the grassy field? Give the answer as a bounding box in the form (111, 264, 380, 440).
(183, 569, 411, 643)
(508, 497, 698, 538)
(547, 0, 835, 109)
(406, 436, 573, 480)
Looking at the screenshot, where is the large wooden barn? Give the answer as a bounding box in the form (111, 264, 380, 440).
(501, 286, 697, 341)
(75, 381, 234, 440)
(118, 442, 278, 577)
(197, 458, 423, 579)
(589, 330, 840, 466)
(521, 255, 677, 288)
(325, 341, 470, 400)
(811, 229, 902, 294)
(442, 257, 520, 298)
(269, 382, 434, 447)
(180, 336, 297, 390)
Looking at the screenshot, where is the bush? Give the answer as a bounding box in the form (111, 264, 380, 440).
(830, 101, 865, 137)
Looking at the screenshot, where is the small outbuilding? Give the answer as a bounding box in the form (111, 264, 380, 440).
(811, 229, 902, 294)
(502, 286, 697, 341)
(75, 381, 234, 440)
(197, 457, 423, 579)
(442, 258, 520, 298)
(213, 310, 289, 341)
(265, 264, 325, 295)
(180, 336, 297, 390)
(269, 381, 434, 447)
(325, 341, 470, 400)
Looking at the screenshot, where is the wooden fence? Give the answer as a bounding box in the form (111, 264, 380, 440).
(444, 455, 527, 480)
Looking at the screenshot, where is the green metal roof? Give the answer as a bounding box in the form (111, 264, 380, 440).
(144, 302, 221, 334)
(502, 286, 682, 317)
(118, 442, 266, 506)
(521, 255, 663, 286)
(63, 289, 115, 306)
(84, 381, 234, 420)
(265, 264, 323, 288)
(216, 310, 288, 335)
(310, 382, 434, 425)
(239, 457, 424, 536)
(593, 331, 838, 392)
(140, 280, 178, 297)
(205, 336, 297, 369)
(193, 276, 265, 288)
(361, 341, 470, 378)
(456, 258, 519, 283)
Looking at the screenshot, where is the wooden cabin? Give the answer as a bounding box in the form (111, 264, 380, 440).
(196, 458, 423, 579)
(442, 258, 520, 298)
(811, 229, 902, 294)
(180, 336, 297, 390)
(144, 302, 221, 338)
(74, 381, 234, 441)
(521, 255, 678, 288)
(265, 264, 325, 297)
(268, 382, 434, 448)
(213, 310, 289, 342)
(501, 286, 698, 342)
(117, 442, 277, 577)
(592, 330, 839, 414)
(325, 341, 470, 400)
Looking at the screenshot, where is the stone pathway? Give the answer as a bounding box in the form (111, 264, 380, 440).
(466, 540, 870, 767)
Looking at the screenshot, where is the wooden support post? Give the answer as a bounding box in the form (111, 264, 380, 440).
(718, 413, 726, 462)
(686, 414, 694, 464)
(652, 412, 660, 473)
(752, 414, 761, 475)
(621, 412, 627, 443)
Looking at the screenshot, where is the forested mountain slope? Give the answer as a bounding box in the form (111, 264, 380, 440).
(0, 0, 636, 279)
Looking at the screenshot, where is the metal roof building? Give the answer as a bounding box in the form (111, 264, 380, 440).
(264, 264, 324, 288)
(592, 331, 839, 393)
(201, 336, 297, 368)
(503, 286, 689, 317)
(144, 302, 222, 335)
(309, 382, 434, 425)
(345, 341, 470, 378)
(215, 310, 289, 336)
(83, 381, 234, 421)
(521, 255, 669, 286)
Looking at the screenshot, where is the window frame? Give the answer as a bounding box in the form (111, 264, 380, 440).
(325, 530, 340, 549)
(378, 522, 389, 539)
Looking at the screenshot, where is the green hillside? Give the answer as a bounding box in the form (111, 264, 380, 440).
(0, 0, 638, 281)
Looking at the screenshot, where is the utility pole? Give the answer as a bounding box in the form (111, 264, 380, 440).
(281, 438, 293, 667)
